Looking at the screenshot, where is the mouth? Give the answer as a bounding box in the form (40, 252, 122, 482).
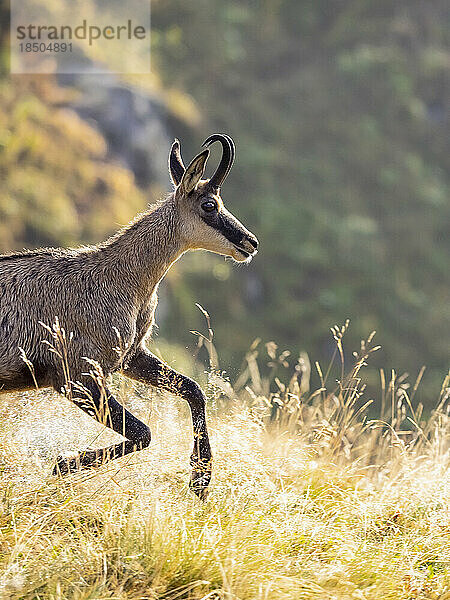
(233, 244, 251, 259)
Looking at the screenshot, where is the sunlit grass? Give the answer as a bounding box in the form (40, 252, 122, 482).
(0, 326, 449, 599)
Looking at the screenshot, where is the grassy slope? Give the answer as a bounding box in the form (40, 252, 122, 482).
(0, 335, 448, 600)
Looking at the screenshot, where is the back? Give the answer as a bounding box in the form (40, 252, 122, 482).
(0, 248, 80, 380)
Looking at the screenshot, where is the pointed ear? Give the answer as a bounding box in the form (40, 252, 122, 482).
(179, 149, 209, 195)
(169, 139, 185, 187)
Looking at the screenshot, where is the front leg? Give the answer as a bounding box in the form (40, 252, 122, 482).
(124, 349, 212, 499)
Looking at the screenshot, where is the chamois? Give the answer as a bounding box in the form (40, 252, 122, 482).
(0, 134, 258, 498)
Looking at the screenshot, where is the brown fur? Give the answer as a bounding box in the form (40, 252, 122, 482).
(0, 136, 258, 498)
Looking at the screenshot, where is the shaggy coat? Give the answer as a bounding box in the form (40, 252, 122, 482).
(0, 134, 258, 498)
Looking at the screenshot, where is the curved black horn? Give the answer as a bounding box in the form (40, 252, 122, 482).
(169, 139, 185, 186)
(202, 133, 235, 190)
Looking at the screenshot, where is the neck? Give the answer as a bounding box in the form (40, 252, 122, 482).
(98, 196, 185, 301)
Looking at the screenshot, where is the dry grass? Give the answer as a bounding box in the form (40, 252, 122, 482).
(0, 326, 449, 600)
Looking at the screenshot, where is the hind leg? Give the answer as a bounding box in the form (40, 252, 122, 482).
(53, 382, 151, 475)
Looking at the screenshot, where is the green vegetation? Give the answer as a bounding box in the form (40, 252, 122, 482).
(0, 0, 449, 402)
(0, 78, 147, 251)
(0, 329, 448, 599)
(151, 0, 450, 390)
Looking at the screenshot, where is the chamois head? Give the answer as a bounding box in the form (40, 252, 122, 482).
(169, 134, 259, 263)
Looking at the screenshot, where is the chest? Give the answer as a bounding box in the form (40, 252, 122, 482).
(130, 290, 159, 351)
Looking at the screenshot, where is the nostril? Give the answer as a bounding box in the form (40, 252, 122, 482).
(248, 236, 258, 250)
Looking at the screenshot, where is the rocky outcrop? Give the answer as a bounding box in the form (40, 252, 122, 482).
(59, 71, 172, 187)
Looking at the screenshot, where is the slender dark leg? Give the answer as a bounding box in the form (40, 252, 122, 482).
(124, 349, 212, 499)
(53, 382, 151, 475)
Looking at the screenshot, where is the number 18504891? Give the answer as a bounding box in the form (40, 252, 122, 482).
(19, 42, 73, 53)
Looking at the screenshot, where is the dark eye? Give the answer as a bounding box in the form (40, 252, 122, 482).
(201, 200, 217, 213)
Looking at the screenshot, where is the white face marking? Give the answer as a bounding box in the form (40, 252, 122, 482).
(177, 180, 257, 263)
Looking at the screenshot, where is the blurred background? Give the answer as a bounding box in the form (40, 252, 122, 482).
(0, 0, 449, 405)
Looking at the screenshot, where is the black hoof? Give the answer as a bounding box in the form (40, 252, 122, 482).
(52, 454, 81, 476)
(189, 459, 212, 501)
(52, 449, 100, 476)
(190, 477, 210, 501)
